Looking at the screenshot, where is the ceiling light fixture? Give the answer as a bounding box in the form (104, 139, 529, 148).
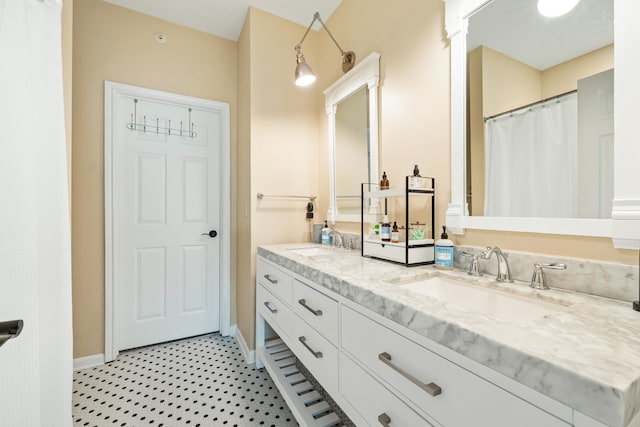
(294, 12, 356, 87)
(537, 0, 580, 17)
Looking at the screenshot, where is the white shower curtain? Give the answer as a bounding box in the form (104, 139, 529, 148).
(0, 1, 73, 426)
(484, 93, 578, 218)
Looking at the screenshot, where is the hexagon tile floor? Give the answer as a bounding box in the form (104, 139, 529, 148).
(72, 333, 298, 427)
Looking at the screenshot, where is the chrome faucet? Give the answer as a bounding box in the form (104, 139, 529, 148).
(461, 251, 482, 276)
(480, 246, 513, 283)
(328, 229, 344, 248)
(530, 262, 566, 290)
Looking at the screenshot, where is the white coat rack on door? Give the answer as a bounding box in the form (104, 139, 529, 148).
(126, 98, 198, 138)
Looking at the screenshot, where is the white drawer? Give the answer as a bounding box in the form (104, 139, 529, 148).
(340, 352, 436, 427)
(362, 240, 434, 264)
(341, 305, 570, 427)
(293, 315, 339, 397)
(257, 284, 293, 340)
(257, 258, 293, 305)
(293, 279, 339, 344)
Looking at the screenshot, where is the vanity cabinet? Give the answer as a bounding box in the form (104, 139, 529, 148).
(256, 257, 346, 426)
(361, 176, 435, 266)
(255, 254, 583, 427)
(342, 305, 569, 427)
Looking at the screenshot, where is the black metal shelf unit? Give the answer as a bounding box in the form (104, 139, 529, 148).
(360, 176, 435, 266)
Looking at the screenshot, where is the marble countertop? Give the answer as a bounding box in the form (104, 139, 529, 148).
(258, 243, 640, 427)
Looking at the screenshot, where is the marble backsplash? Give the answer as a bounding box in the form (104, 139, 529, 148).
(454, 246, 640, 303)
(334, 233, 639, 303)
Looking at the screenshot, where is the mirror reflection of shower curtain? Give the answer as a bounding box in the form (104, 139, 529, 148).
(484, 94, 578, 217)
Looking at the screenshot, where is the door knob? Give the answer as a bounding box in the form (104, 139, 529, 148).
(0, 319, 24, 349)
(202, 230, 218, 238)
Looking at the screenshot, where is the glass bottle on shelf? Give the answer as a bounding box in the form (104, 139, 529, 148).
(380, 171, 389, 190)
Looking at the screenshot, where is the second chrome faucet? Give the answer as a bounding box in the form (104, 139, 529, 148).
(480, 246, 513, 283)
(464, 246, 567, 290)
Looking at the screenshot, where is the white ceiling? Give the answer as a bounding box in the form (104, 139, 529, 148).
(102, 0, 343, 41)
(467, 0, 613, 70)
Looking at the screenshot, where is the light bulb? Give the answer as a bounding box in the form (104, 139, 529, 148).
(537, 0, 580, 17)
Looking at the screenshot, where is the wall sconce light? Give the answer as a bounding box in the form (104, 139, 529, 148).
(294, 12, 356, 87)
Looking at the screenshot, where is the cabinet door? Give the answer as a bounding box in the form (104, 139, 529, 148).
(257, 258, 293, 305)
(340, 352, 437, 427)
(257, 284, 293, 340)
(293, 279, 339, 344)
(293, 316, 339, 397)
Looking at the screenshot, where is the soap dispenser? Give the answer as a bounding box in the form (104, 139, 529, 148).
(435, 226, 454, 270)
(410, 165, 422, 189)
(321, 220, 331, 245)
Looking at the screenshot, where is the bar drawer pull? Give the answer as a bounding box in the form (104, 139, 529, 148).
(263, 301, 277, 314)
(298, 336, 323, 359)
(378, 352, 441, 397)
(378, 413, 391, 426)
(298, 299, 322, 316)
(264, 274, 278, 284)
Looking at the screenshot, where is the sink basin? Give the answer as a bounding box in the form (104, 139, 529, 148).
(287, 247, 334, 257)
(398, 276, 568, 323)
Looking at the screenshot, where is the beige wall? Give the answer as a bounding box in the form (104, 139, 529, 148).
(482, 46, 542, 116)
(72, 0, 238, 358)
(317, 0, 452, 238)
(467, 48, 483, 216)
(235, 8, 322, 349)
(542, 44, 614, 98)
(236, 12, 253, 350)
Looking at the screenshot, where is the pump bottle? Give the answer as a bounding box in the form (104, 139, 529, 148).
(435, 226, 454, 269)
(321, 220, 331, 245)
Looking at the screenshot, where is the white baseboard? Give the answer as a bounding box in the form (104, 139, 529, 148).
(227, 324, 237, 337)
(235, 328, 255, 365)
(73, 353, 105, 371)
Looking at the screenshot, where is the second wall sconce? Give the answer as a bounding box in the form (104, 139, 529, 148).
(294, 12, 356, 87)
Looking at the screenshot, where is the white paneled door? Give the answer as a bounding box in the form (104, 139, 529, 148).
(577, 69, 614, 219)
(115, 94, 221, 351)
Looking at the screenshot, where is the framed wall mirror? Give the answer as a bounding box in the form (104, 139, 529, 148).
(466, 0, 613, 220)
(443, 0, 640, 246)
(325, 52, 381, 223)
